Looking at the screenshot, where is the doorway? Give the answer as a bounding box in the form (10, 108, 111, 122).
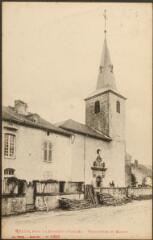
(25, 182, 34, 211)
(59, 181, 65, 193)
(96, 176, 102, 188)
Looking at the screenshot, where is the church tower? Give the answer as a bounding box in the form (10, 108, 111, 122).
(85, 11, 126, 141)
(85, 11, 126, 186)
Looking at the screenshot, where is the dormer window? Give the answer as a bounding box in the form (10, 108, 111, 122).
(116, 101, 120, 113)
(95, 101, 100, 114)
(26, 113, 40, 123)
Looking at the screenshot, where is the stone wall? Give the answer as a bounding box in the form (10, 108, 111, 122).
(85, 93, 109, 135)
(35, 193, 84, 211)
(96, 187, 152, 200)
(2, 187, 152, 216)
(127, 187, 152, 198)
(35, 195, 59, 211)
(109, 93, 125, 140)
(2, 192, 84, 215)
(2, 196, 26, 216)
(97, 187, 127, 199)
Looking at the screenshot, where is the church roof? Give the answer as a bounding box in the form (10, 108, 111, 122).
(55, 119, 111, 141)
(2, 106, 72, 137)
(84, 87, 126, 101)
(96, 38, 117, 90)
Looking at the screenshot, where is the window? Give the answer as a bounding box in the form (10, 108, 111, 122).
(95, 101, 100, 114)
(4, 168, 15, 175)
(4, 134, 16, 158)
(43, 141, 52, 162)
(116, 101, 120, 113)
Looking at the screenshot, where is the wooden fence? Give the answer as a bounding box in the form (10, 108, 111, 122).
(2, 177, 27, 196)
(34, 180, 84, 195)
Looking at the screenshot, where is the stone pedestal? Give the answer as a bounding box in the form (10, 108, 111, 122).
(91, 165, 107, 188)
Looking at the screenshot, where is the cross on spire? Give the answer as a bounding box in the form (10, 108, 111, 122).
(103, 9, 107, 38)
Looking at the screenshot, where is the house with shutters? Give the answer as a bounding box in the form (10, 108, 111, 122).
(2, 27, 127, 188)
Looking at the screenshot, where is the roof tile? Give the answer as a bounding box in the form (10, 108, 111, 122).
(2, 106, 71, 137)
(55, 119, 111, 141)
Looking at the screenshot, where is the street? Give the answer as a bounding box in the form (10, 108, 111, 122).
(2, 200, 152, 239)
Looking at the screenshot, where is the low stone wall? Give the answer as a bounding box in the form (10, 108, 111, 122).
(127, 187, 152, 198)
(2, 195, 26, 216)
(3, 193, 84, 215)
(35, 195, 59, 211)
(97, 187, 128, 199)
(62, 193, 84, 201)
(3, 187, 152, 215)
(95, 187, 152, 200)
(35, 193, 84, 211)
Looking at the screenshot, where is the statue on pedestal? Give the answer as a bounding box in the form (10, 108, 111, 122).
(91, 149, 107, 188)
(93, 149, 105, 168)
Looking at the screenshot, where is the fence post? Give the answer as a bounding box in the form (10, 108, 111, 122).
(127, 187, 129, 197)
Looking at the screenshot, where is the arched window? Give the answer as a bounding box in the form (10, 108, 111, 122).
(95, 101, 100, 114)
(116, 101, 120, 113)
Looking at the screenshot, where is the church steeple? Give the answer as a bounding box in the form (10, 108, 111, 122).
(85, 9, 126, 138)
(96, 10, 117, 90)
(85, 11, 126, 187)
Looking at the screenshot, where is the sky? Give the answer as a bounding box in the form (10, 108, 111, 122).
(2, 2, 152, 166)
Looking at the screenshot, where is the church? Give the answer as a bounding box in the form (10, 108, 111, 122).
(2, 24, 126, 188)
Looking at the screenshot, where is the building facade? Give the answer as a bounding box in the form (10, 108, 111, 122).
(2, 32, 126, 187)
(2, 103, 72, 182)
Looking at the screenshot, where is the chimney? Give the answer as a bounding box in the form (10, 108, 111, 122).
(14, 100, 28, 115)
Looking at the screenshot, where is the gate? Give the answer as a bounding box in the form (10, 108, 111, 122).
(25, 182, 35, 211)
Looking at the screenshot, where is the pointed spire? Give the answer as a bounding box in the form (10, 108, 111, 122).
(96, 10, 117, 91)
(100, 38, 112, 67)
